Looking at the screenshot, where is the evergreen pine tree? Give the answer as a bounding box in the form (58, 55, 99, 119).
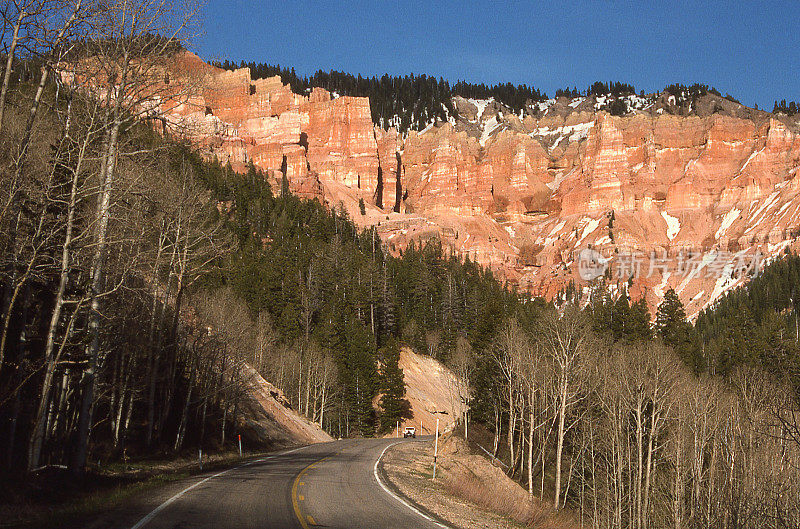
(626, 297, 652, 342)
(656, 288, 701, 372)
(378, 338, 410, 432)
(611, 292, 631, 341)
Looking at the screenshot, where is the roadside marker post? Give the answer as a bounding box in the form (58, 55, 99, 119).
(198, 449, 203, 470)
(238, 435, 242, 457)
(432, 417, 439, 479)
(396, 421, 399, 438)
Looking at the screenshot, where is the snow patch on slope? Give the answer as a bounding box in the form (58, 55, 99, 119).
(661, 211, 681, 240)
(577, 217, 601, 244)
(715, 208, 740, 240)
(467, 98, 492, 122)
(480, 116, 501, 146)
(530, 121, 593, 145)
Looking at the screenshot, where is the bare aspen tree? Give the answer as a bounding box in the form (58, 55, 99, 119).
(0, 0, 92, 381)
(449, 335, 473, 438)
(254, 311, 278, 375)
(69, 0, 199, 475)
(519, 337, 548, 496)
(493, 318, 524, 475)
(641, 344, 682, 529)
(538, 306, 588, 511)
(0, 0, 41, 134)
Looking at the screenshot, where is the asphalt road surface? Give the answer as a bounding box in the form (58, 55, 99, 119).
(95, 438, 448, 529)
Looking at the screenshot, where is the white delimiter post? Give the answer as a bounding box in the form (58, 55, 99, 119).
(396, 421, 399, 438)
(433, 417, 440, 479)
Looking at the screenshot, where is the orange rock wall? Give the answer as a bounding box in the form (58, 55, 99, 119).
(163, 52, 800, 313)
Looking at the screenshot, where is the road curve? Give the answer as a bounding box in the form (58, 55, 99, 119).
(94, 438, 447, 529)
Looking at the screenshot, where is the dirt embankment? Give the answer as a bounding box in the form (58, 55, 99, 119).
(239, 364, 332, 446)
(391, 347, 467, 437)
(381, 434, 577, 529)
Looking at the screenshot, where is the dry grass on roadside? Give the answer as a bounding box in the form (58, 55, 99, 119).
(441, 463, 577, 529)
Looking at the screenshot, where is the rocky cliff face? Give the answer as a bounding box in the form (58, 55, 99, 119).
(165, 52, 800, 316)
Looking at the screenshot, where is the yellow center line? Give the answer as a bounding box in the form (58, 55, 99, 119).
(291, 456, 330, 529)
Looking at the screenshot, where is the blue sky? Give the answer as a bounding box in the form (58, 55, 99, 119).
(195, 0, 798, 109)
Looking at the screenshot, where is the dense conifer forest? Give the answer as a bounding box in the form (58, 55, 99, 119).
(210, 59, 549, 131)
(213, 58, 796, 130)
(191, 155, 522, 438)
(773, 99, 799, 115)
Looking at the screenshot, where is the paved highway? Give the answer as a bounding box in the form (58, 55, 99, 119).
(93, 438, 447, 529)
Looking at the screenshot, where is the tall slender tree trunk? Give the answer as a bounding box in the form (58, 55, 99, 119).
(14, 65, 50, 171)
(540, 429, 547, 498)
(643, 411, 659, 529)
(71, 115, 121, 475)
(0, 7, 25, 136)
(174, 358, 196, 452)
(145, 230, 168, 446)
(636, 400, 644, 529)
(507, 380, 515, 471)
(319, 382, 327, 429)
(674, 426, 683, 529)
(220, 393, 228, 447)
(492, 406, 500, 457)
(527, 402, 534, 495)
(554, 377, 568, 510)
(0, 245, 25, 375)
(27, 105, 85, 471)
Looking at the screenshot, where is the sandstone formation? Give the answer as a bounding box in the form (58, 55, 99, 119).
(161, 52, 800, 317)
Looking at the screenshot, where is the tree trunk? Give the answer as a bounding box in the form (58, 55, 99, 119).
(507, 380, 515, 471)
(0, 7, 25, 136)
(319, 383, 326, 428)
(71, 114, 121, 475)
(27, 121, 84, 470)
(220, 396, 228, 447)
(554, 378, 568, 510)
(636, 399, 644, 529)
(174, 360, 196, 452)
(114, 354, 136, 448)
(0, 265, 25, 376)
(643, 410, 659, 529)
(674, 426, 683, 529)
(527, 403, 534, 495)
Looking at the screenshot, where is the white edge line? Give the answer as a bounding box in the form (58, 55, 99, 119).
(373, 441, 451, 529)
(129, 445, 311, 529)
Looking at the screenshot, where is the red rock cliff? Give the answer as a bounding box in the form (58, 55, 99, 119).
(163, 52, 800, 316)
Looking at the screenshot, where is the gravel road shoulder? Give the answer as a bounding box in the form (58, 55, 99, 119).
(381, 439, 525, 529)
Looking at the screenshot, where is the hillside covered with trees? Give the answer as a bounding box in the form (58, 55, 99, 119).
(0, 0, 520, 477)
